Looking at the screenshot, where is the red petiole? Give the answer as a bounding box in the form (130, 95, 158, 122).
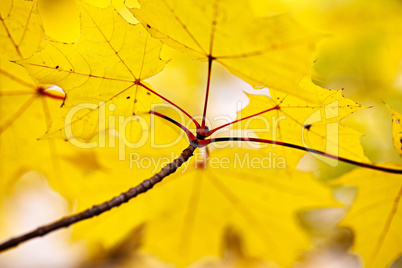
(205, 105, 280, 137)
(200, 56, 214, 129)
(138, 81, 200, 129)
(150, 110, 197, 141)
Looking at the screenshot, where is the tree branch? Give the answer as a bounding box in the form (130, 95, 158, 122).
(0, 145, 196, 252)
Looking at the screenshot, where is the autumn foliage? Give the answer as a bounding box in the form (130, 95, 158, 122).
(1, 0, 402, 267)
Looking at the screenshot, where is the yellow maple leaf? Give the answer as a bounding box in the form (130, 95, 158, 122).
(20, 2, 167, 143)
(335, 165, 402, 267)
(70, 143, 338, 267)
(232, 81, 370, 169)
(132, 0, 319, 101)
(37, 0, 80, 43)
(0, 0, 44, 59)
(0, 0, 80, 197)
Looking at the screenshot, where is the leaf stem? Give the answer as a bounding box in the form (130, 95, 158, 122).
(150, 110, 197, 141)
(206, 105, 280, 137)
(138, 81, 200, 128)
(0, 145, 196, 252)
(201, 56, 214, 129)
(198, 137, 402, 174)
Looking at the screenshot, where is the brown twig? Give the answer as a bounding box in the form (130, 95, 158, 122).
(0, 145, 196, 252)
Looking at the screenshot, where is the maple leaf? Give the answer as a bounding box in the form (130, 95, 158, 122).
(334, 165, 402, 267)
(132, 0, 319, 102)
(69, 145, 338, 267)
(20, 1, 167, 142)
(83, 0, 140, 25)
(0, 0, 44, 59)
(233, 82, 370, 168)
(37, 0, 80, 43)
(326, 104, 402, 267)
(0, 0, 79, 198)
